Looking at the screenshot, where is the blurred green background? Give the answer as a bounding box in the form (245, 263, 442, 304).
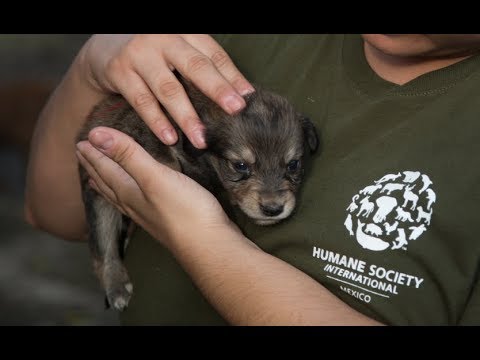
(0, 34, 119, 325)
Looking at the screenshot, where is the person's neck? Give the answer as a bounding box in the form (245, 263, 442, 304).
(364, 42, 473, 85)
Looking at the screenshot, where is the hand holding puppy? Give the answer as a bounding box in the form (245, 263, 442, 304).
(81, 34, 254, 148)
(76, 127, 234, 250)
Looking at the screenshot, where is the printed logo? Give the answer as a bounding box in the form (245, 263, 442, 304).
(344, 171, 436, 251)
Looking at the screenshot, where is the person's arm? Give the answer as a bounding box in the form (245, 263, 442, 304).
(76, 127, 383, 325)
(24, 47, 103, 241)
(25, 34, 253, 241)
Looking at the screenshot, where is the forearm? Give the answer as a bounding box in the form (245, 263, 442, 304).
(168, 223, 383, 326)
(25, 40, 105, 241)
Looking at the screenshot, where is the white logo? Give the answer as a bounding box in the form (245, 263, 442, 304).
(344, 171, 436, 251)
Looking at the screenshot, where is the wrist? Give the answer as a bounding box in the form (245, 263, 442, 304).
(167, 218, 259, 257)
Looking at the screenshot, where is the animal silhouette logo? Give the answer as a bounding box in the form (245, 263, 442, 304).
(344, 171, 436, 251)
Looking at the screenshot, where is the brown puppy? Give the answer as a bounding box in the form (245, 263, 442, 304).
(77, 78, 319, 311)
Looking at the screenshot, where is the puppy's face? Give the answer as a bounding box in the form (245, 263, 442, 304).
(206, 89, 318, 225)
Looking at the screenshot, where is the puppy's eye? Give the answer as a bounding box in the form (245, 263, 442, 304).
(233, 162, 249, 173)
(287, 160, 300, 172)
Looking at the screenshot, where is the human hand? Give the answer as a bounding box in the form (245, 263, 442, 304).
(75, 126, 236, 249)
(80, 34, 254, 149)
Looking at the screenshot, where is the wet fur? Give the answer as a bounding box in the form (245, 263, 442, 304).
(77, 77, 319, 311)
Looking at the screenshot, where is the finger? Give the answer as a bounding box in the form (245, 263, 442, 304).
(79, 151, 137, 219)
(162, 37, 247, 116)
(88, 176, 115, 207)
(77, 149, 132, 216)
(181, 34, 255, 96)
(88, 178, 129, 217)
(81, 127, 178, 193)
(110, 68, 179, 146)
(76, 137, 144, 204)
(133, 59, 207, 149)
(76, 150, 119, 203)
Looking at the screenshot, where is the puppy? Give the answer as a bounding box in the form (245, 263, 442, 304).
(77, 77, 319, 311)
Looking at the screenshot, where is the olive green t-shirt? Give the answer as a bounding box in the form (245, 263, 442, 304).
(120, 34, 480, 325)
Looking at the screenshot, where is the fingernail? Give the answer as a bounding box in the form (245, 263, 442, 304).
(90, 130, 113, 150)
(89, 178, 99, 192)
(76, 141, 87, 152)
(161, 128, 177, 145)
(224, 94, 245, 114)
(192, 128, 206, 148)
(239, 84, 255, 96)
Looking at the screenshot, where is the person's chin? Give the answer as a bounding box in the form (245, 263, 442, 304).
(361, 34, 431, 57)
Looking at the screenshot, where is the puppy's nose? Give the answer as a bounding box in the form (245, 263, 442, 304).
(260, 204, 284, 217)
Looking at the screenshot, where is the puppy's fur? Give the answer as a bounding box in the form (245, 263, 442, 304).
(77, 78, 318, 311)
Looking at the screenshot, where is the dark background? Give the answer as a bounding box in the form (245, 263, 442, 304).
(0, 34, 119, 325)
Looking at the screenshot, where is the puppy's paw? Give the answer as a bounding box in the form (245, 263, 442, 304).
(103, 262, 133, 311)
(106, 281, 133, 312)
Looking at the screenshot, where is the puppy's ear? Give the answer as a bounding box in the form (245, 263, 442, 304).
(301, 115, 319, 154)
